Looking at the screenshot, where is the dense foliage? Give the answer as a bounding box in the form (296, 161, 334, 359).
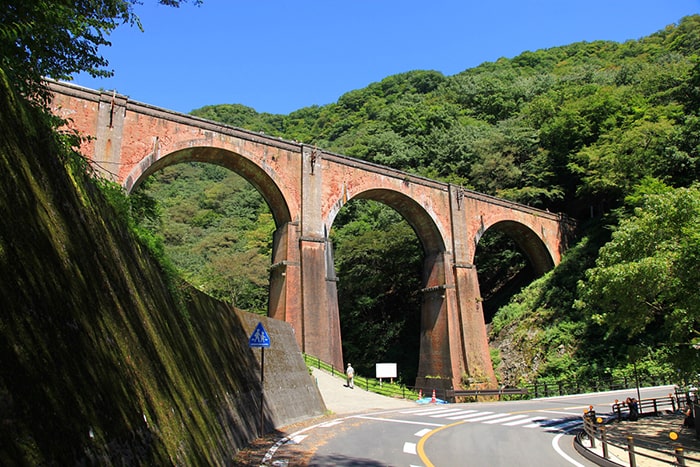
(162, 15, 700, 386)
(576, 182, 700, 383)
(138, 164, 274, 312)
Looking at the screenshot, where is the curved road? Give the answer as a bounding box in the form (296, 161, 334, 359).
(265, 370, 674, 466)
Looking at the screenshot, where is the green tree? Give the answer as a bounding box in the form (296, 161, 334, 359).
(203, 249, 269, 312)
(0, 0, 199, 101)
(576, 183, 700, 376)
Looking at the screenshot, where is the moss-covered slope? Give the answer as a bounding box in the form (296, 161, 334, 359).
(0, 71, 296, 464)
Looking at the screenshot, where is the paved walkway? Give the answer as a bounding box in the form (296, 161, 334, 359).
(310, 368, 415, 414)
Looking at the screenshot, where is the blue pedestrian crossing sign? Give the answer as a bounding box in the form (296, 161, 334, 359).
(249, 322, 271, 348)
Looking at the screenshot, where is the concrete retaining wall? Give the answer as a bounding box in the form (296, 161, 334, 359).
(238, 311, 327, 429)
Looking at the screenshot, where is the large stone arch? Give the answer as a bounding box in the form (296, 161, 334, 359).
(122, 146, 292, 227)
(328, 187, 447, 255)
(120, 145, 300, 325)
(327, 187, 456, 385)
(475, 220, 556, 277)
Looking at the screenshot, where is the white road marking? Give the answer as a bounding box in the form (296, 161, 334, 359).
(285, 434, 308, 444)
(318, 420, 344, 427)
(401, 407, 448, 414)
(429, 409, 472, 417)
(553, 430, 586, 466)
(544, 420, 583, 432)
(540, 410, 587, 416)
(404, 407, 459, 415)
(414, 428, 432, 437)
(353, 415, 444, 427)
(483, 414, 529, 424)
(432, 409, 478, 418)
(463, 413, 514, 423)
(518, 417, 549, 427)
(403, 442, 417, 455)
(503, 417, 538, 426)
(447, 411, 494, 420)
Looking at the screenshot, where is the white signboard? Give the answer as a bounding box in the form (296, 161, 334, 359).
(375, 363, 397, 379)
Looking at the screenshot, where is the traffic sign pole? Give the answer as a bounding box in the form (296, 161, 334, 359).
(248, 322, 271, 435)
(259, 347, 264, 435)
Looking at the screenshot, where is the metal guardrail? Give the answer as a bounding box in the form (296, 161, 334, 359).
(303, 353, 675, 404)
(524, 375, 673, 399)
(578, 395, 700, 466)
(447, 388, 529, 401)
(611, 395, 679, 420)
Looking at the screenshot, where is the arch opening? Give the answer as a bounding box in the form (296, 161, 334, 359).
(328, 189, 447, 385)
(126, 147, 292, 227)
(129, 147, 292, 315)
(474, 220, 555, 324)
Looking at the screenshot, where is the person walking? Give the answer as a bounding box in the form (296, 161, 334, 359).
(346, 363, 354, 389)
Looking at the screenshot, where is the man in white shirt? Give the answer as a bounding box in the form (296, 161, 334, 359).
(346, 363, 354, 389)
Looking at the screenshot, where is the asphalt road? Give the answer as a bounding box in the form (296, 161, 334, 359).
(264, 371, 676, 467)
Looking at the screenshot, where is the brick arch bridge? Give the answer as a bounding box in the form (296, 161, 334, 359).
(49, 81, 574, 389)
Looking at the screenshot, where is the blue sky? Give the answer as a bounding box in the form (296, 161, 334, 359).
(70, 0, 700, 115)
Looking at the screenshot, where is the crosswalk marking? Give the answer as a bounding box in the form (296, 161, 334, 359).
(544, 419, 582, 431)
(399, 406, 583, 433)
(438, 409, 478, 418)
(463, 413, 513, 423)
(399, 408, 584, 467)
(523, 417, 556, 428)
(428, 409, 471, 417)
(447, 411, 493, 420)
(483, 414, 529, 424)
(504, 416, 545, 426)
(404, 407, 459, 415)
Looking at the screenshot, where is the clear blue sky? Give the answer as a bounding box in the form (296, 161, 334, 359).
(70, 0, 700, 115)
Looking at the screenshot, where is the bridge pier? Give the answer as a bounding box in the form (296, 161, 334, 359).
(453, 263, 496, 388)
(268, 222, 300, 324)
(416, 252, 453, 384)
(298, 236, 343, 370)
(297, 146, 344, 370)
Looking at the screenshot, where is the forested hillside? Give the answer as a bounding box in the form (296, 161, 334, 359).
(139, 15, 700, 387)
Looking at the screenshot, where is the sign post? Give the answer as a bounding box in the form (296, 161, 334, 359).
(249, 322, 271, 435)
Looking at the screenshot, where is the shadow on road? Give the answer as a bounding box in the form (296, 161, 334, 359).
(309, 454, 389, 466)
